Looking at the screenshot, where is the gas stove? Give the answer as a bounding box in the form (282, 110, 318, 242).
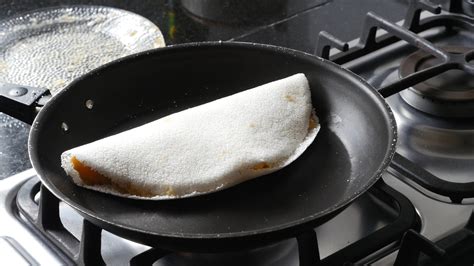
(1, 0, 474, 265)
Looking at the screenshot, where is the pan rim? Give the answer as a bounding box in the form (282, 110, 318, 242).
(29, 41, 397, 241)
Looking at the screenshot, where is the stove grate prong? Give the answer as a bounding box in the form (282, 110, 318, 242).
(130, 247, 170, 266)
(296, 229, 320, 266)
(395, 211, 474, 265)
(390, 153, 474, 204)
(403, 0, 442, 30)
(361, 12, 448, 60)
(394, 229, 445, 265)
(378, 62, 453, 98)
(77, 220, 105, 266)
(314, 31, 349, 59)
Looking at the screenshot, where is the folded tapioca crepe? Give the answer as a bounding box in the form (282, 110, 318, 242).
(61, 73, 320, 199)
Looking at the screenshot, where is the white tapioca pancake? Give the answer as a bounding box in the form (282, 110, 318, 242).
(61, 73, 320, 199)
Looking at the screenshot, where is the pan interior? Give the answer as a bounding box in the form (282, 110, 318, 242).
(30, 44, 394, 242)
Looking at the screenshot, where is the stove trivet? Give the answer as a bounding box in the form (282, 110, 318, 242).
(315, 0, 473, 101)
(16, 177, 419, 266)
(395, 211, 474, 265)
(390, 153, 474, 204)
(314, 0, 474, 204)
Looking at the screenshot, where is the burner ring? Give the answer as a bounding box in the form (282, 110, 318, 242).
(399, 46, 474, 117)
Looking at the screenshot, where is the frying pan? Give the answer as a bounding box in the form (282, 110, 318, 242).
(0, 42, 396, 252)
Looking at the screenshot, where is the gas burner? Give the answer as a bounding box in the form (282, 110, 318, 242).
(314, 0, 474, 203)
(399, 46, 474, 117)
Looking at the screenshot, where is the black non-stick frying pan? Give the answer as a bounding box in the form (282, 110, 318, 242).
(2, 42, 396, 252)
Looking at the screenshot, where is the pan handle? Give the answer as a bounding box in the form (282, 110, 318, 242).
(0, 82, 51, 124)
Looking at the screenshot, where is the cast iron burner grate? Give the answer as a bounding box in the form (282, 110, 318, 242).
(16, 177, 418, 265)
(395, 211, 474, 266)
(315, 0, 474, 204)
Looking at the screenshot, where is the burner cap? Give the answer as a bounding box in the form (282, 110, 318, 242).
(399, 46, 474, 117)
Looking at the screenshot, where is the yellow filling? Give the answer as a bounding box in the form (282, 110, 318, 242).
(252, 162, 271, 170)
(285, 94, 296, 102)
(308, 115, 316, 130)
(71, 156, 154, 197)
(71, 156, 108, 185)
